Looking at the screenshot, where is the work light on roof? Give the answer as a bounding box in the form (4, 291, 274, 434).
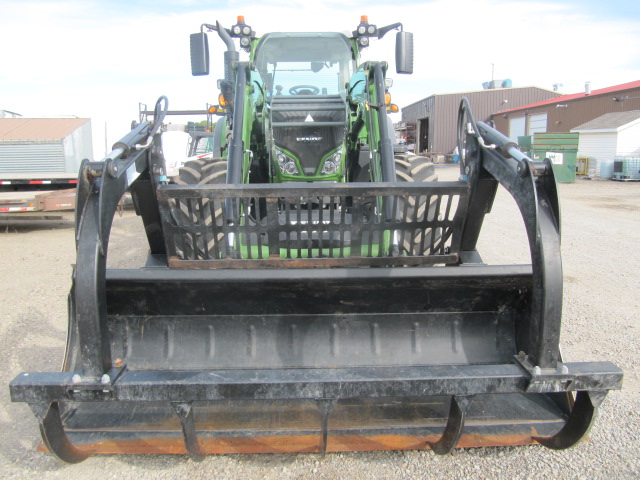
(231, 16, 253, 39)
(355, 15, 377, 38)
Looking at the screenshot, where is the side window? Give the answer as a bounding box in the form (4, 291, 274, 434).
(251, 70, 266, 104)
(348, 67, 367, 102)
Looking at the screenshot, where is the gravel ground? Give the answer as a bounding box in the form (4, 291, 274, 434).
(1, 165, 638, 479)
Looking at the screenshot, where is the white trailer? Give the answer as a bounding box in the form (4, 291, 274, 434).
(0, 118, 92, 216)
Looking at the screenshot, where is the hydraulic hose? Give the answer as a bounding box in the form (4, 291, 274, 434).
(372, 64, 395, 184)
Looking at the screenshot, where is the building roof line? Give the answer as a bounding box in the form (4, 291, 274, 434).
(437, 86, 558, 97)
(495, 80, 640, 114)
(570, 110, 640, 132)
(0, 118, 90, 141)
(402, 86, 559, 109)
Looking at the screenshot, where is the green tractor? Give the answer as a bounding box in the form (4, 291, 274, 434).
(181, 15, 436, 260)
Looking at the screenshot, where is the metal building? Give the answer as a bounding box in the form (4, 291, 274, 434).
(401, 87, 560, 154)
(0, 118, 93, 180)
(492, 80, 640, 142)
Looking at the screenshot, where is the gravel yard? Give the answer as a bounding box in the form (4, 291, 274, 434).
(1, 165, 638, 479)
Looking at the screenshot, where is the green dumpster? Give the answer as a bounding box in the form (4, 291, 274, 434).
(517, 135, 532, 157)
(531, 133, 579, 183)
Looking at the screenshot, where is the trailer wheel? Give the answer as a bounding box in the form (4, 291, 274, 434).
(394, 154, 440, 255)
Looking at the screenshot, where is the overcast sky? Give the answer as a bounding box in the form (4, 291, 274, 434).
(1, 0, 639, 159)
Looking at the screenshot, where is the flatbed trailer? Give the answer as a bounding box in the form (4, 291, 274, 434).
(0, 170, 79, 216)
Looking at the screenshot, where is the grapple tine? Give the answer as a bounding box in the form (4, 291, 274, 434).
(29, 402, 92, 464)
(428, 396, 472, 455)
(533, 390, 607, 450)
(172, 402, 206, 461)
(316, 399, 337, 457)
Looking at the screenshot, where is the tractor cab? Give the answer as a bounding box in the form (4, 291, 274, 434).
(254, 33, 354, 181)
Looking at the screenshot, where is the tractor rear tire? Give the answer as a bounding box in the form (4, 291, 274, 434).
(200, 161, 228, 184)
(176, 158, 227, 185)
(174, 159, 207, 184)
(174, 158, 228, 259)
(394, 154, 439, 256)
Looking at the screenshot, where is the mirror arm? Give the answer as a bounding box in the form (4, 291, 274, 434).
(377, 22, 402, 39)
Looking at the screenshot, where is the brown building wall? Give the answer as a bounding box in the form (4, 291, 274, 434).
(402, 87, 560, 154)
(401, 96, 435, 152)
(491, 86, 640, 138)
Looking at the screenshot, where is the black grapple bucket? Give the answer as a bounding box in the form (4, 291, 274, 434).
(54, 263, 613, 457)
(11, 180, 622, 461)
(9, 114, 622, 462)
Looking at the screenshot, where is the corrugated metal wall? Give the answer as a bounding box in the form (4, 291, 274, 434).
(402, 87, 560, 154)
(401, 96, 435, 152)
(491, 86, 640, 138)
(0, 142, 65, 174)
(0, 120, 92, 177)
(62, 121, 93, 172)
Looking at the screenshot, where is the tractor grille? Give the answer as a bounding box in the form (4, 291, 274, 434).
(270, 95, 346, 175)
(157, 182, 470, 268)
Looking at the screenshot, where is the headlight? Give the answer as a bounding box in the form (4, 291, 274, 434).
(276, 149, 299, 175)
(321, 150, 342, 175)
(284, 163, 298, 175)
(322, 160, 339, 175)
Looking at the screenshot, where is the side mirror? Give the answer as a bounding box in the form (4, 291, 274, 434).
(190, 32, 210, 76)
(395, 31, 413, 75)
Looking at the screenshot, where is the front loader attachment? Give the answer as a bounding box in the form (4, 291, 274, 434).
(10, 98, 622, 462)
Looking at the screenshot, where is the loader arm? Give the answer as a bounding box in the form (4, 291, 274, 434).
(71, 97, 169, 377)
(455, 98, 563, 368)
(349, 61, 396, 184)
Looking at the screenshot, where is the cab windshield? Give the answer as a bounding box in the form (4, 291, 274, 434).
(254, 33, 355, 98)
